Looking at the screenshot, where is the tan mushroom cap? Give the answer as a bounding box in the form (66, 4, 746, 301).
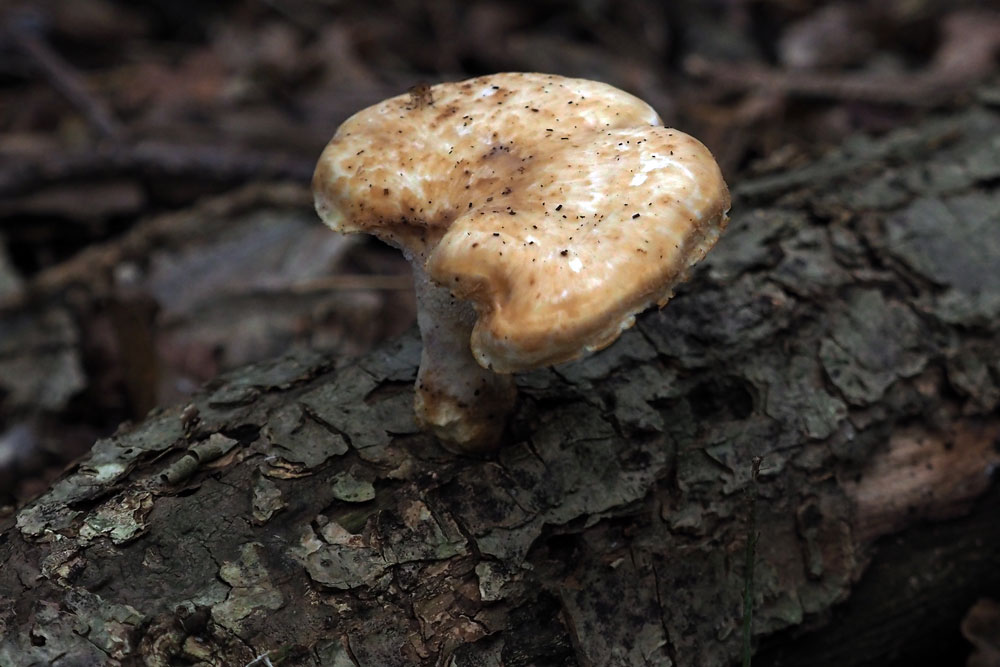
(313, 72, 730, 373)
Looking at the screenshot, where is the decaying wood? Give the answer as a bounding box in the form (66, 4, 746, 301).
(1, 101, 999, 666)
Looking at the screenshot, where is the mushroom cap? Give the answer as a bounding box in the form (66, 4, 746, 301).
(313, 72, 730, 372)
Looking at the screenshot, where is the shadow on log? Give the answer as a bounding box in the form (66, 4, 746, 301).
(2, 101, 1000, 666)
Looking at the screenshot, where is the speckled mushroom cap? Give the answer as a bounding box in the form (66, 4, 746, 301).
(314, 72, 730, 372)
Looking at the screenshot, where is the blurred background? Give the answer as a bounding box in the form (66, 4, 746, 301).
(1, 0, 998, 511)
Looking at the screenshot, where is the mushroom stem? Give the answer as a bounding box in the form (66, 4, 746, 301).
(410, 261, 516, 451)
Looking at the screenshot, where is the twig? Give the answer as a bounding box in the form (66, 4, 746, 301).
(244, 652, 274, 667)
(288, 274, 413, 293)
(742, 456, 762, 667)
(686, 57, 983, 107)
(5, 9, 123, 141)
(0, 183, 311, 312)
(0, 141, 315, 200)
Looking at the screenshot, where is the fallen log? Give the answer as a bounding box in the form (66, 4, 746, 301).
(1, 100, 999, 666)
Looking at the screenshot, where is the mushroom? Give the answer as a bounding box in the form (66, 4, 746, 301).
(313, 72, 730, 451)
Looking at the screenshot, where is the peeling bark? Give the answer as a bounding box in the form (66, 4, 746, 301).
(2, 103, 1000, 667)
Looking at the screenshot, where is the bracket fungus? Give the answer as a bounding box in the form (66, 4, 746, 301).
(313, 72, 730, 451)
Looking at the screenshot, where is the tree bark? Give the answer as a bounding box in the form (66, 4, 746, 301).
(2, 101, 999, 667)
